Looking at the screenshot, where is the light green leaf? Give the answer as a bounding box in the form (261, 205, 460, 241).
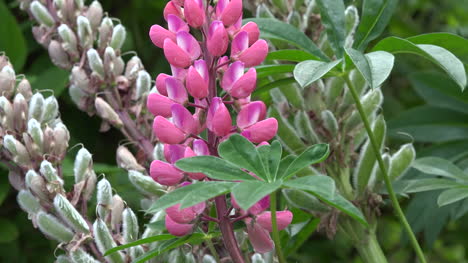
(254, 77, 297, 95)
(231, 181, 282, 210)
(396, 179, 463, 193)
(269, 141, 283, 180)
(413, 157, 468, 180)
(256, 64, 296, 78)
(244, 18, 329, 61)
(267, 50, 320, 62)
(294, 60, 342, 87)
(0, 1, 27, 70)
(372, 37, 467, 90)
(438, 188, 468, 207)
(407, 33, 468, 65)
(175, 156, 256, 182)
(316, 0, 346, 58)
(346, 48, 394, 88)
(105, 234, 176, 256)
(323, 194, 368, 226)
(280, 144, 330, 179)
(283, 175, 335, 200)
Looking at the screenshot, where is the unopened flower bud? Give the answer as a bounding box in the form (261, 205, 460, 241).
(58, 24, 78, 55)
(87, 49, 105, 79)
(56, 255, 72, 263)
(110, 194, 124, 230)
(74, 0, 84, 9)
(40, 160, 64, 186)
(94, 97, 123, 127)
(28, 93, 44, 122)
(54, 194, 90, 233)
(83, 171, 97, 201)
(70, 249, 100, 263)
(93, 219, 125, 262)
(116, 146, 144, 171)
(0, 96, 14, 128)
(48, 40, 70, 69)
(37, 211, 75, 243)
(71, 66, 90, 91)
(125, 56, 143, 81)
(13, 93, 28, 131)
(128, 170, 165, 196)
(251, 253, 265, 263)
(41, 96, 59, 123)
(53, 0, 64, 9)
(0, 66, 15, 98)
(110, 24, 126, 51)
(98, 17, 114, 49)
(53, 123, 70, 158)
(25, 170, 49, 202)
(3, 134, 30, 165)
(123, 208, 139, 243)
(203, 255, 217, 263)
(74, 148, 92, 183)
(68, 85, 87, 110)
(134, 70, 151, 100)
(153, 143, 166, 161)
(27, 119, 44, 152)
(17, 79, 33, 100)
(97, 178, 113, 219)
(30, 1, 55, 28)
(77, 16, 93, 49)
(32, 25, 51, 47)
(87, 1, 103, 29)
(17, 190, 42, 215)
(116, 76, 129, 91)
(142, 210, 166, 238)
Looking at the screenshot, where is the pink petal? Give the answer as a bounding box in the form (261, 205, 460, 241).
(236, 101, 267, 129)
(215, 0, 228, 16)
(207, 97, 232, 137)
(186, 65, 209, 99)
(170, 65, 188, 82)
(165, 215, 193, 236)
(147, 93, 175, 118)
(257, 211, 293, 232)
(183, 147, 207, 180)
(248, 195, 270, 215)
(238, 40, 269, 67)
(149, 25, 176, 49)
(165, 77, 188, 104)
(231, 31, 249, 57)
(163, 38, 192, 68)
(230, 68, 257, 98)
(184, 0, 205, 28)
(171, 104, 196, 134)
(222, 61, 244, 92)
(156, 73, 170, 96)
(241, 118, 278, 143)
(193, 139, 210, 156)
(164, 144, 187, 164)
(240, 22, 260, 45)
(245, 219, 274, 253)
(153, 116, 186, 144)
(164, 1, 183, 20)
(171, 0, 185, 7)
(217, 56, 230, 73)
(167, 14, 189, 33)
(177, 31, 201, 62)
(220, 0, 243, 27)
(207, 21, 229, 57)
(166, 204, 198, 224)
(150, 160, 184, 186)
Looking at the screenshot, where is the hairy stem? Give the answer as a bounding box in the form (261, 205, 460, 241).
(344, 76, 427, 263)
(270, 192, 287, 263)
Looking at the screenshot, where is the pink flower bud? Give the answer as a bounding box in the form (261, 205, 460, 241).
(192, 139, 210, 156)
(207, 97, 232, 137)
(171, 104, 196, 135)
(231, 195, 269, 215)
(238, 40, 269, 67)
(150, 160, 184, 185)
(258, 141, 270, 146)
(221, 62, 257, 98)
(149, 15, 188, 48)
(237, 101, 266, 129)
(184, 0, 205, 28)
(171, 65, 188, 82)
(245, 218, 274, 253)
(147, 93, 175, 117)
(165, 214, 193, 236)
(166, 77, 188, 104)
(240, 22, 260, 45)
(164, 144, 187, 164)
(166, 203, 204, 224)
(216, 0, 243, 27)
(163, 32, 201, 68)
(171, 0, 185, 7)
(186, 60, 209, 99)
(153, 116, 186, 144)
(164, 1, 183, 20)
(217, 56, 230, 73)
(231, 31, 249, 57)
(256, 211, 293, 232)
(183, 147, 207, 180)
(241, 118, 278, 143)
(156, 74, 170, 96)
(207, 21, 229, 57)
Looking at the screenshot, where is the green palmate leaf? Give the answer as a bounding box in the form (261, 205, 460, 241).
(267, 50, 320, 62)
(175, 156, 255, 182)
(316, 0, 346, 58)
(256, 64, 296, 78)
(294, 60, 342, 87)
(438, 188, 468, 207)
(372, 37, 467, 90)
(0, 1, 27, 70)
(284, 218, 320, 256)
(283, 189, 330, 212)
(269, 141, 283, 180)
(413, 157, 468, 180)
(407, 33, 468, 65)
(280, 144, 330, 179)
(395, 179, 463, 194)
(104, 235, 175, 256)
(254, 77, 297, 96)
(324, 194, 368, 226)
(353, 0, 398, 51)
(277, 155, 297, 179)
(231, 181, 283, 210)
(218, 134, 268, 180)
(147, 182, 236, 213)
(244, 18, 329, 61)
(345, 48, 395, 88)
(283, 175, 335, 200)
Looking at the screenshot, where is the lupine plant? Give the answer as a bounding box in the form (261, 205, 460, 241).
(1, 0, 468, 262)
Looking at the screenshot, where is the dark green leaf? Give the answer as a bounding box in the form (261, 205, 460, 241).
(254, 77, 297, 95)
(284, 218, 320, 256)
(316, 0, 346, 58)
(267, 50, 320, 62)
(394, 179, 463, 194)
(175, 156, 256, 182)
(244, 18, 329, 61)
(353, 0, 398, 51)
(294, 60, 342, 87)
(30, 67, 69, 97)
(438, 188, 468, 207)
(413, 157, 468, 180)
(280, 144, 330, 179)
(323, 194, 368, 225)
(407, 33, 468, 65)
(269, 141, 283, 180)
(277, 155, 297, 179)
(231, 181, 282, 210)
(256, 64, 296, 78)
(283, 175, 335, 200)
(104, 234, 175, 256)
(345, 48, 394, 88)
(0, 1, 27, 70)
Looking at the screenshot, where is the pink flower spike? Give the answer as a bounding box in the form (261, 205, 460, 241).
(218, 0, 243, 27)
(222, 61, 244, 92)
(147, 93, 175, 118)
(193, 139, 210, 156)
(171, 104, 196, 135)
(184, 0, 205, 28)
(230, 68, 257, 98)
(240, 22, 260, 45)
(207, 97, 232, 137)
(150, 160, 184, 186)
(207, 21, 229, 57)
(257, 211, 293, 232)
(248, 195, 270, 215)
(231, 31, 249, 57)
(237, 101, 267, 129)
(245, 219, 274, 253)
(165, 77, 188, 105)
(167, 14, 190, 33)
(177, 31, 201, 62)
(166, 204, 199, 224)
(238, 39, 269, 67)
(149, 25, 176, 49)
(164, 1, 183, 20)
(186, 60, 209, 99)
(241, 118, 278, 143)
(153, 116, 186, 144)
(165, 215, 193, 236)
(163, 38, 192, 68)
(156, 73, 170, 96)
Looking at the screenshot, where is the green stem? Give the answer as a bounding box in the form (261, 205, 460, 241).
(205, 239, 221, 263)
(344, 76, 427, 263)
(270, 192, 287, 263)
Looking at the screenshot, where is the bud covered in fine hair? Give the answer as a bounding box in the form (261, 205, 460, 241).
(37, 211, 74, 243)
(0, 66, 15, 98)
(17, 190, 42, 215)
(74, 148, 93, 183)
(98, 17, 114, 49)
(58, 24, 78, 55)
(54, 194, 90, 233)
(53, 123, 70, 158)
(86, 1, 103, 29)
(96, 178, 113, 219)
(30, 1, 55, 27)
(77, 16, 93, 49)
(40, 160, 64, 186)
(71, 66, 90, 91)
(56, 255, 72, 263)
(27, 118, 44, 152)
(25, 170, 49, 202)
(0, 96, 14, 128)
(3, 134, 30, 166)
(110, 194, 124, 230)
(128, 170, 165, 197)
(70, 249, 100, 263)
(125, 56, 143, 81)
(116, 146, 145, 171)
(28, 93, 45, 122)
(153, 143, 166, 161)
(42, 96, 59, 123)
(123, 208, 139, 243)
(83, 171, 97, 201)
(17, 79, 33, 100)
(94, 97, 123, 127)
(134, 70, 151, 100)
(93, 219, 125, 263)
(74, 0, 84, 9)
(251, 253, 266, 263)
(12, 93, 28, 131)
(86, 49, 105, 79)
(110, 24, 126, 51)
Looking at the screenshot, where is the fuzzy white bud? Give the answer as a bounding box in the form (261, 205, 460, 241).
(30, 1, 55, 27)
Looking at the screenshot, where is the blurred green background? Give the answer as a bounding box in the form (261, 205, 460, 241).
(1, 0, 468, 262)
